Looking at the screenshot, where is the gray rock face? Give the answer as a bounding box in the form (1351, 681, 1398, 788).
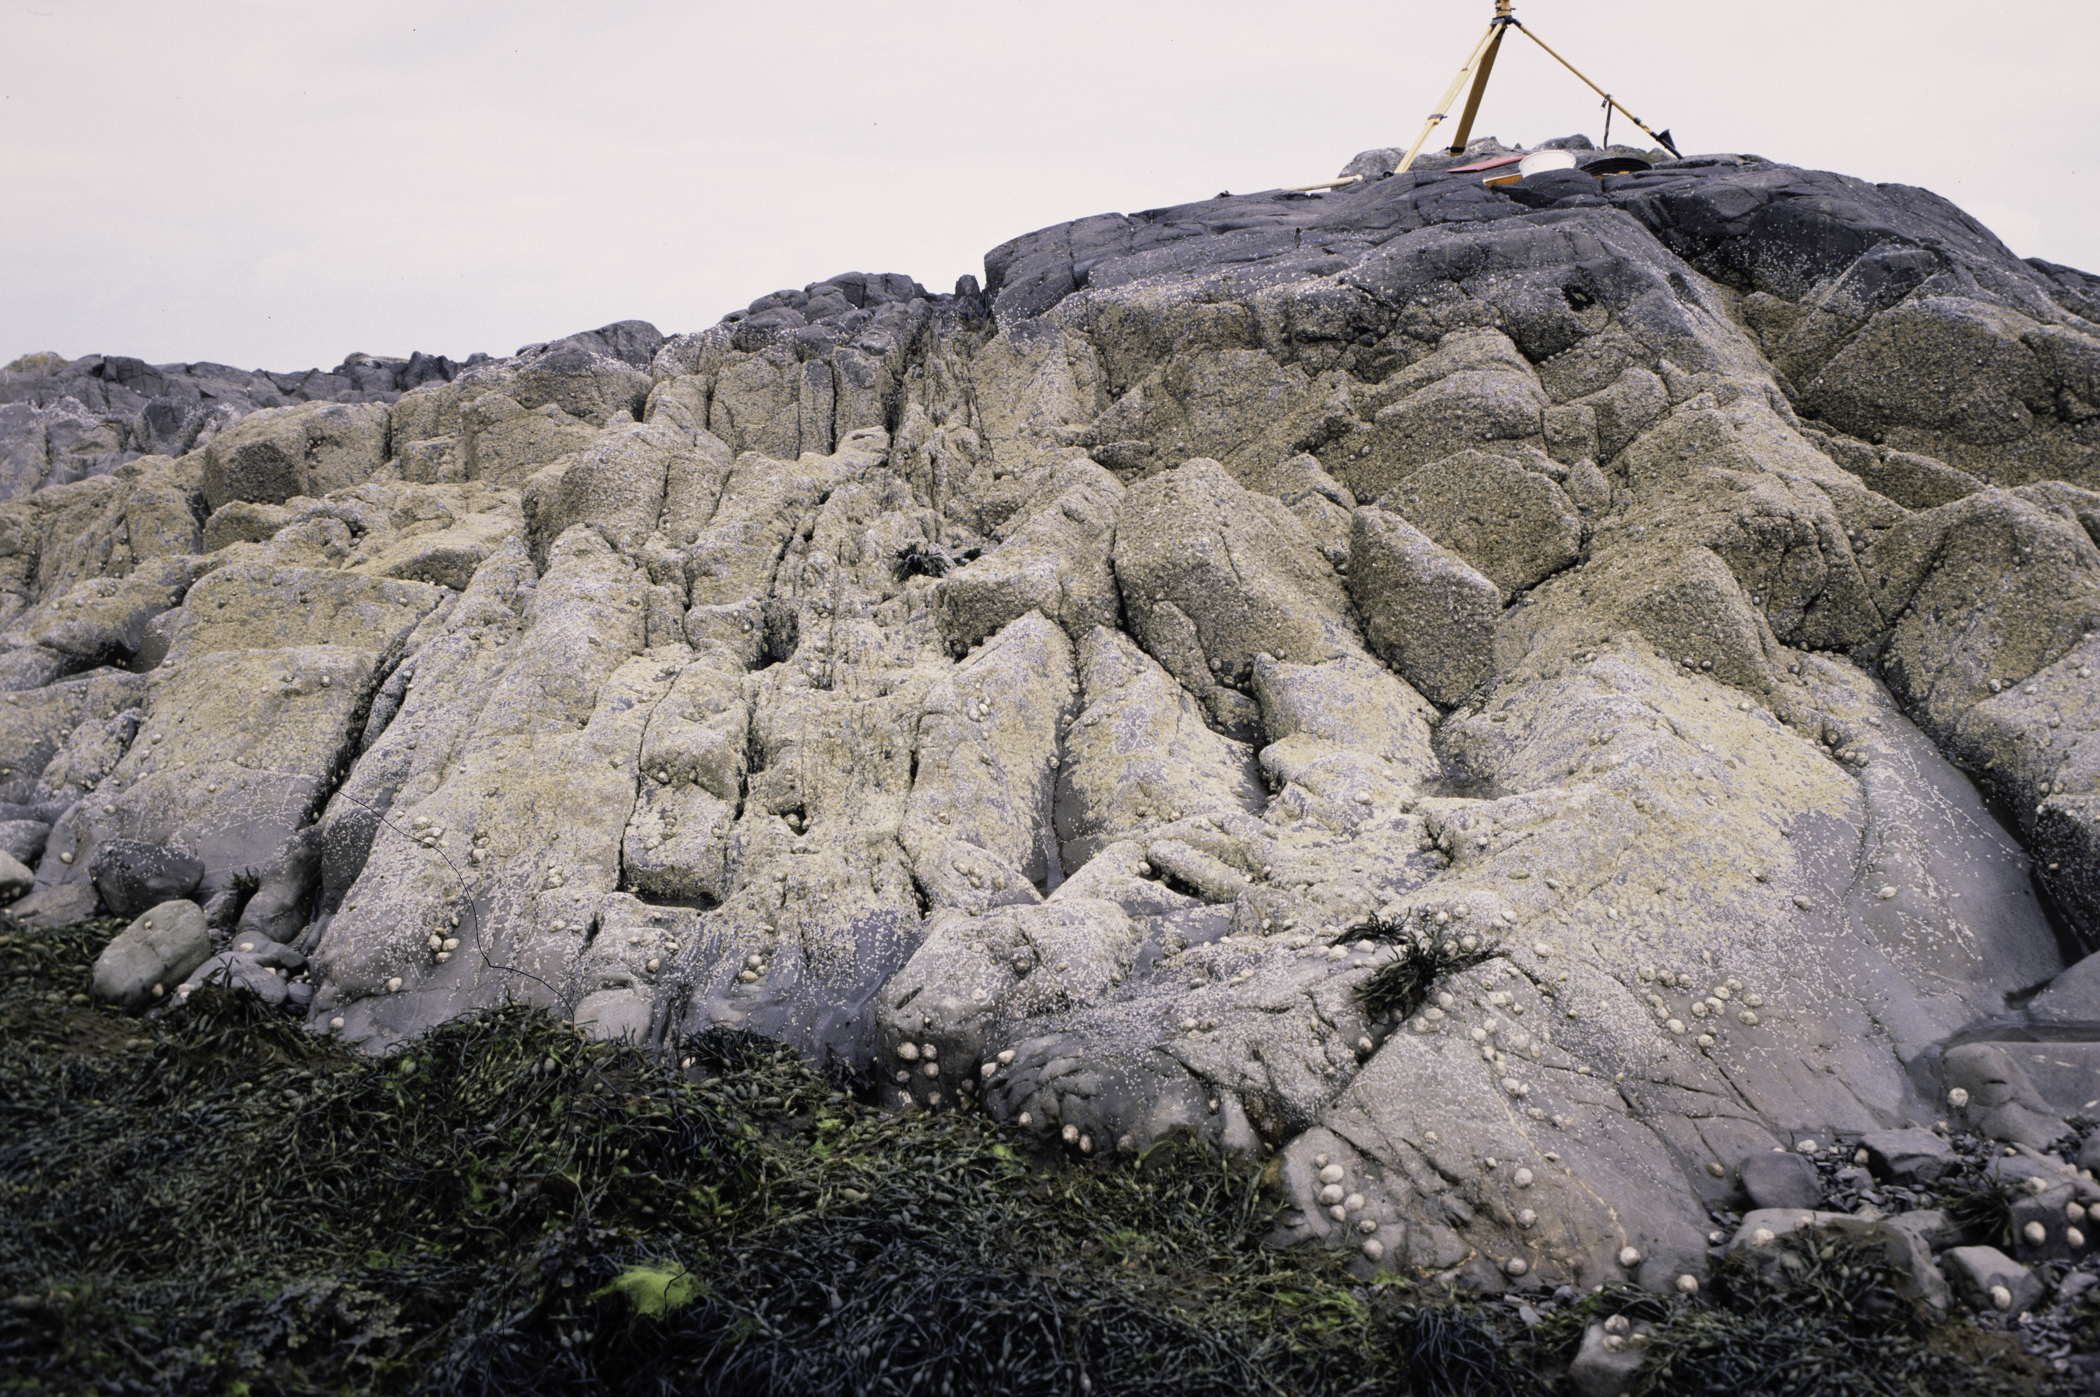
(90, 898, 210, 1009)
(7, 149, 2100, 1296)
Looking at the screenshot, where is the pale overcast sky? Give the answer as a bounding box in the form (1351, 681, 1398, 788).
(3, 1, 2094, 370)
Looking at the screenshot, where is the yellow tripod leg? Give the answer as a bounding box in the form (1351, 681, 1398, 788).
(1513, 24, 1681, 156)
(1396, 21, 1505, 174)
(1447, 24, 1508, 155)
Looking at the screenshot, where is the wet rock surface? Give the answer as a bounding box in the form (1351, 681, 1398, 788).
(6, 140, 2100, 1322)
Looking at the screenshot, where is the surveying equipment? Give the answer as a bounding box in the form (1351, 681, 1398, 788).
(1396, 0, 1680, 174)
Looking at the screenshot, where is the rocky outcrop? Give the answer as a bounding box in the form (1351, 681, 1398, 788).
(8, 147, 2100, 1300)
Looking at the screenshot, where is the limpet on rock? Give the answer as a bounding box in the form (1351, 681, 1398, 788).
(1618, 1246, 1642, 1267)
(2025, 1221, 2049, 1246)
(1675, 1274, 1700, 1294)
(1504, 1257, 1529, 1277)
(1948, 1087, 1971, 1109)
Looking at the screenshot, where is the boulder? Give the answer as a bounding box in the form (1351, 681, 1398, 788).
(1738, 1149, 1823, 1211)
(1728, 1209, 1949, 1310)
(0, 848, 31, 900)
(1942, 1245, 2045, 1315)
(90, 899, 210, 1010)
(1861, 1127, 1957, 1184)
(88, 839, 204, 919)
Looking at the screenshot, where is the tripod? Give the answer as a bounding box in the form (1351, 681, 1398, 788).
(1396, 0, 1680, 173)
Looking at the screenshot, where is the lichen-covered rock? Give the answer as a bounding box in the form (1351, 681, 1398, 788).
(202, 401, 391, 509)
(10, 146, 2100, 1296)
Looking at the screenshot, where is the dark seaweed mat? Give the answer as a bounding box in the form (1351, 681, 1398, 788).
(0, 920, 2048, 1396)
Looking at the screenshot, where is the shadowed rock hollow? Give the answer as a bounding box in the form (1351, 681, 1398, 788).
(8, 142, 2100, 1299)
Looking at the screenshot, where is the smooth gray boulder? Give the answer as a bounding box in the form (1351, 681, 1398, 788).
(90, 899, 210, 1010)
(0, 819, 51, 866)
(1739, 1149, 1823, 1210)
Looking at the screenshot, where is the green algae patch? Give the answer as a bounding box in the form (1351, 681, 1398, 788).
(594, 1264, 700, 1319)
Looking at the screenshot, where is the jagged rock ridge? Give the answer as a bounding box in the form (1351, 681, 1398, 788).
(7, 145, 2100, 1298)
